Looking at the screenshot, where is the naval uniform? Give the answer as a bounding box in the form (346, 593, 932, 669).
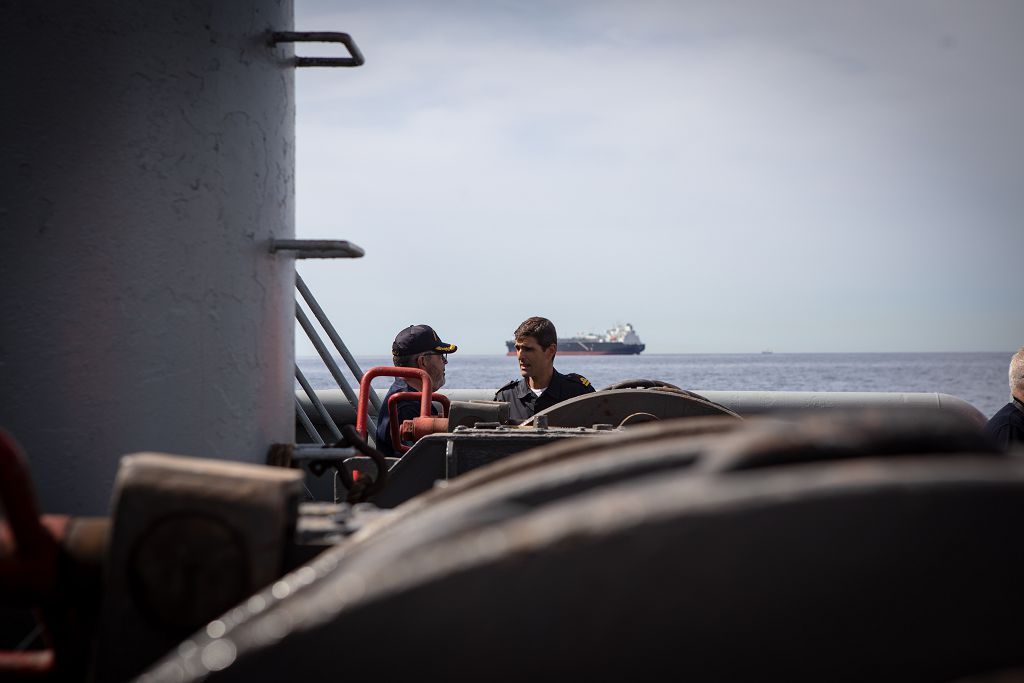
(494, 369, 595, 422)
(984, 397, 1024, 450)
(375, 378, 439, 457)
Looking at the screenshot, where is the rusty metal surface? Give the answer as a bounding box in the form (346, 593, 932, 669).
(521, 387, 740, 427)
(389, 392, 450, 454)
(402, 416, 450, 443)
(398, 399, 514, 448)
(138, 407, 1024, 682)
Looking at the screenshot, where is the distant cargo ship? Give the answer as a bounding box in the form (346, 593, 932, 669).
(506, 323, 646, 356)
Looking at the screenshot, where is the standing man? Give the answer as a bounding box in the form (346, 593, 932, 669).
(375, 324, 457, 457)
(495, 316, 594, 422)
(984, 346, 1024, 449)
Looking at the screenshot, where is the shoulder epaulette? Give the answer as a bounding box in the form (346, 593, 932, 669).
(496, 379, 519, 393)
(567, 373, 591, 388)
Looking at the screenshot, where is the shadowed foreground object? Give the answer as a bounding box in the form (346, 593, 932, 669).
(140, 407, 1024, 682)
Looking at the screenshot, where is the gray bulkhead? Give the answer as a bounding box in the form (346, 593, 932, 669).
(0, 1, 297, 514)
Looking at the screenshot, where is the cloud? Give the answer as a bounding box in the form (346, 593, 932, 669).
(294, 0, 1024, 354)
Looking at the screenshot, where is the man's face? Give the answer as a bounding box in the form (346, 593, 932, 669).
(417, 352, 447, 390)
(515, 336, 555, 379)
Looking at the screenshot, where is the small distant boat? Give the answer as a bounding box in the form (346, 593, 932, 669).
(761, 350, 774, 355)
(506, 323, 645, 356)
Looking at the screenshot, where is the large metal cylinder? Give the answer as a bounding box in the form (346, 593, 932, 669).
(0, 1, 296, 514)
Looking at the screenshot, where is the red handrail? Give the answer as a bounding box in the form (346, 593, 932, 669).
(355, 366, 432, 441)
(0, 430, 60, 676)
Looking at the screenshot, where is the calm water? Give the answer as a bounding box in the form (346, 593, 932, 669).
(297, 352, 1015, 419)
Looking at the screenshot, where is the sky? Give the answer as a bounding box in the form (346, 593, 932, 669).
(292, 0, 1024, 355)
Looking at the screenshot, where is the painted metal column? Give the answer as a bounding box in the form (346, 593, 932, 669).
(0, 1, 297, 514)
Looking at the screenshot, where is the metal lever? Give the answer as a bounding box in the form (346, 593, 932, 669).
(269, 31, 365, 67)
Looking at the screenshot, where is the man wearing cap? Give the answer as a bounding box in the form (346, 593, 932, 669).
(375, 324, 457, 457)
(494, 316, 594, 422)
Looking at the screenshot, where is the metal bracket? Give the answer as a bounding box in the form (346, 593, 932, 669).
(269, 31, 365, 67)
(291, 446, 361, 478)
(270, 239, 365, 259)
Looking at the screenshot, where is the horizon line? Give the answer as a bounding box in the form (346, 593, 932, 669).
(297, 350, 1013, 357)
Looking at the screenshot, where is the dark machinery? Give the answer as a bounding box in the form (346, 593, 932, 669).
(327, 370, 743, 509)
(143, 406, 1024, 683)
(5, 404, 1024, 682)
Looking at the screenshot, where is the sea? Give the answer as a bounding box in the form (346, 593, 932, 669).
(298, 351, 1014, 420)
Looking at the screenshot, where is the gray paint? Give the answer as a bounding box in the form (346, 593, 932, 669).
(0, 1, 296, 514)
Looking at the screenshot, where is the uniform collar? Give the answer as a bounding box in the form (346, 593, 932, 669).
(514, 377, 535, 400)
(517, 369, 566, 399)
(1013, 397, 1024, 415)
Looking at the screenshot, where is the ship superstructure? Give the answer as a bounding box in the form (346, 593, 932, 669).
(506, 323, 645, 355)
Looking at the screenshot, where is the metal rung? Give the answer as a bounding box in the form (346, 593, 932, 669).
(269, 31, 365, 68)
(271, 240, 364, 259)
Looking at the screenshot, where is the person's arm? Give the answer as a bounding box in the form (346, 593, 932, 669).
(395, 399, 424, 423)
(374, 410, 394, 457)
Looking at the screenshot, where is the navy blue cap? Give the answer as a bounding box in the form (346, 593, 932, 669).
(392, 324, 458, 356)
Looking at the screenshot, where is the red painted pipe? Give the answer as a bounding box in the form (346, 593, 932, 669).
(388, 393, 451, 454)
(400, 416, 451, 444)
(0, 651, 55, 676)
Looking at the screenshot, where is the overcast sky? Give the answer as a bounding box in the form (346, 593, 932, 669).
(292, 0, 1024, 355)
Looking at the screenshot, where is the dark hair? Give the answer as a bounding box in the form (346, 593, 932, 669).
(393, 353, 417, 368)
(514, 316, 557, 349)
